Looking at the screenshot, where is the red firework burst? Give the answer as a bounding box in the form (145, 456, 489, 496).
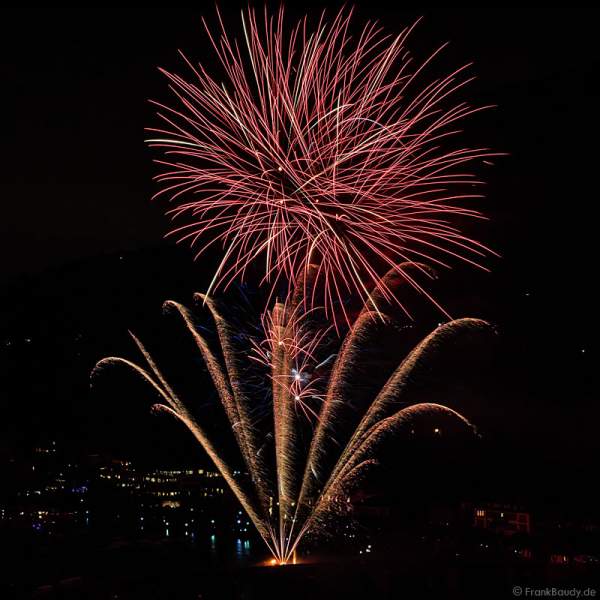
(147, 7, 498, 325)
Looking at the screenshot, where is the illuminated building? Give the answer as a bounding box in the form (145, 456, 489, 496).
(473, 503, 531, 535)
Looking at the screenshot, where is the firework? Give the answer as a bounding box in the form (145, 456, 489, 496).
(96, 6, 500, 564)
(147, 7, 498, 325)
(93, 270, 492, 563)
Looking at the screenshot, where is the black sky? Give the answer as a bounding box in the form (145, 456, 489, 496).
(0, 5, 597, 505)
(0, 6, 595, 274)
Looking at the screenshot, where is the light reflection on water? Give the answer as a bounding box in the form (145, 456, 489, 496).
(204, 534, 254, 565)
(235, 538, 251, 560)
(84, 508, 261, 565)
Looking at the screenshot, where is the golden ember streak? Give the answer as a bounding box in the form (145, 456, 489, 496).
(270, 301, 292, 552)
(196, 295, 272, 518)
(295, 262, 430, 515)
(91, 357, 275, 551)
(93, 270, 491, 563)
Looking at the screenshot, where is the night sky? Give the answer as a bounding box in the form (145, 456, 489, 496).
(0, 6, 597, 508)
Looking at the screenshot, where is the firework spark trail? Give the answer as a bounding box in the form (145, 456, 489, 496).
(252, 283, 332, 551)
(270, 301, 294, 552)
(295, 403, 477, 553)
(341, 318, 490, 458)
(147, 7, 499, 325)
(295, 262, 431, 513)
(91, 356, 275, 551)
(93, 290, 491, 562)
(306, 318, 490, 528)
(319, 402, 476, 513)
(162, 300, 271, 520)
(151, 404, 277, 553)
(193, 294, 265, 485)
(296, 308, 378, 509)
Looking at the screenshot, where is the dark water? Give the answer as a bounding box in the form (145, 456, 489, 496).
(11, 548, 600, 600)
(1, 528, 268, 599)
(3, 499, 598, 599)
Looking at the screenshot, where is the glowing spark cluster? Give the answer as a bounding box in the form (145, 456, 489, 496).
(147, 7, 498, 324)
(93, 270, 491, 563)
(251, 297, 331, 422)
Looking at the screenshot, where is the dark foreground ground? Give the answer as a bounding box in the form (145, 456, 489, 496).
(11, 542, 599, 600)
